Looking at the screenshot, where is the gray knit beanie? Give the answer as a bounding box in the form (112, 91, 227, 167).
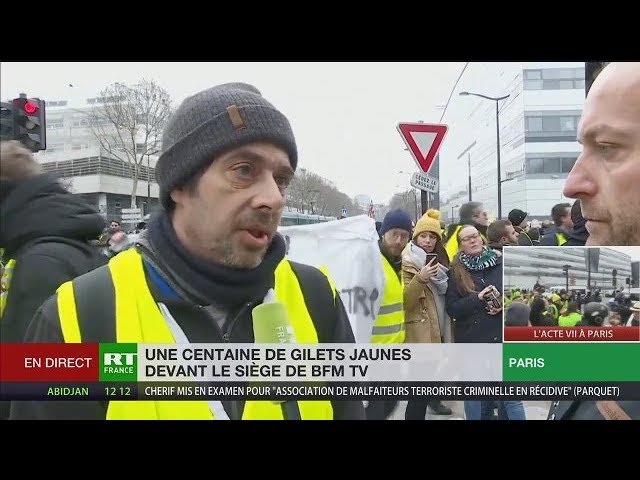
(156, 82, 298, 209)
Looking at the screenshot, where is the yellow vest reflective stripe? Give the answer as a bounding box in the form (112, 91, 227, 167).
(556, 232, 568, 246)
(371, 255, 405, 343)
(56, 248, 334, 420)
(549, 304, 559, 320)
(0, 259, 16, 318)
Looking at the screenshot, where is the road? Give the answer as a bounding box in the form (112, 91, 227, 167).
(388, 400, 551, 420)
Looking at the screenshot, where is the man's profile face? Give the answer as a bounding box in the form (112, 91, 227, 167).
(472, 208, 489, 227)
(560, 207, 573, 231)
(171, 142, 294, 268)
(502, 225, 518, 245)
(563, 62, 640, 245)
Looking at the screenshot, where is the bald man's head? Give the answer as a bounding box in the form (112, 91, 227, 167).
(563, 62, 640, 246)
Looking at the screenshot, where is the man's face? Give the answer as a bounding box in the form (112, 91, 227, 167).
(563, 63, 640, 245)
(502, 224, 519, 245)
(381, 228, 410, 258)
(110, 222, 120, 229)
(171, 142, 294, 268)
(472, 208, 489, 227)
(609, 312, 622, 326)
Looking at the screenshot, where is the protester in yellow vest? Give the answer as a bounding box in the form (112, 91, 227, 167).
(11, 82, 364, 421)
(558, 302, 582, 326)
(549, 294, 562, 322)
(539, 203, 573, 246)
(366, 208, 411, 420)
(444, 202, 490, 260)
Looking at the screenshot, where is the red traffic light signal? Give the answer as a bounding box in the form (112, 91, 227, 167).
(24, 101, 39, 115)
(11, 95, 46, 152)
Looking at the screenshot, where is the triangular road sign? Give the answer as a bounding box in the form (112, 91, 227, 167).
(397, 122, 448, 173)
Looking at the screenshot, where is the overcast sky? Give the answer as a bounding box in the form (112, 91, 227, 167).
(611, 247, 640, 262)
(1, 62, 464, 204)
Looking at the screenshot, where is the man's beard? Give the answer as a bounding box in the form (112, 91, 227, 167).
(212, 209, 277, 268)
(217, 238, 268, 269)
(586, 211, 640, 246)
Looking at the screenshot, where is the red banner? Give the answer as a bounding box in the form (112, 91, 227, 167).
(0, 343, 99, 381)
(504, 326, 640, 342)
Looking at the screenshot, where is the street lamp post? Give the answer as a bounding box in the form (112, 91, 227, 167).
(457, 141, 476, 203)
(459, 91, 510, 219)
(563, 265, 571, 293)
(467, 154, 472, 202)
(147, 154, 151, 215)
(451, 204, 459, 225)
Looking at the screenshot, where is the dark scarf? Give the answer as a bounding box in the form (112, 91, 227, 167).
(147, 212, 285, 310)
(459, 246, 498, 271)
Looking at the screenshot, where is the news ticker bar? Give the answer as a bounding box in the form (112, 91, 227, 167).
(2, 382, 640, 401)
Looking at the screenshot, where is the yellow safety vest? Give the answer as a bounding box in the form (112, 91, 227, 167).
(56, 248, 334, 420)
(371, 255, 405, 343)
(558, 311, 582, 327)
(0, 259, 16, 318)
(556, 232, 568, 246)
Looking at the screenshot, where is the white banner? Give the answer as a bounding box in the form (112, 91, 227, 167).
(279, 215, 385, 343)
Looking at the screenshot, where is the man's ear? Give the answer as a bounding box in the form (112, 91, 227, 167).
(171, 187, 186, 206)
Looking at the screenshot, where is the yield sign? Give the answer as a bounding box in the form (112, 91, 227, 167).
(397, 123, 448, 173)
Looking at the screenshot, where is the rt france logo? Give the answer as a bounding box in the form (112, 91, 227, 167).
(99, 343, 137, 382)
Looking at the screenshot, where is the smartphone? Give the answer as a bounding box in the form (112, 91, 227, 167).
(483, 290, 502, 309)
(425, 254, 438, 266)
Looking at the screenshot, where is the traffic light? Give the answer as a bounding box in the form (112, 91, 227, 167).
(12, 95, 46, 152)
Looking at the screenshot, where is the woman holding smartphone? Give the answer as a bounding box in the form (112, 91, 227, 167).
(401, 209, 452, 418)
(446, 225, 525, 420)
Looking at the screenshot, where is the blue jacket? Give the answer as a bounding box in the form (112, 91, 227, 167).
(445, 254, 503, 343)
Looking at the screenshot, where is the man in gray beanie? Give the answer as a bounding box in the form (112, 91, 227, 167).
(14, 82, 364, 421)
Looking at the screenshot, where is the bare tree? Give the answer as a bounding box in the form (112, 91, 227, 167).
(285, 168, 363, 217)
(87, 79, 172, 208)
(388, 190, 418, 221)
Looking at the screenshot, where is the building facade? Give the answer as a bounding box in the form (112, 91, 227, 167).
(504, 247, 633, 292)
(439, 62, 585, 224)
(35, 99, 160, 224)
